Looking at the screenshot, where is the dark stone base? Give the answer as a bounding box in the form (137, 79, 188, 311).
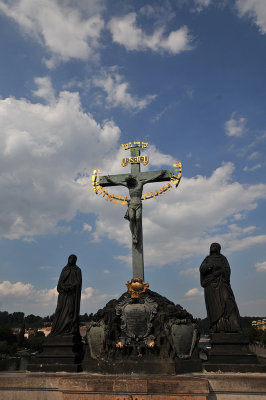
(85, 358, 176, 375)
(84, 356, 202, 375)
(175, 357, 202, 374)
(84, 289, 201, 375)
(203, 332, 265, 372)
(27, 334, 84, 372)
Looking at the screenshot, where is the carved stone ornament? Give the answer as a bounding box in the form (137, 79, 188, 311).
(165, 319, 198, 359)
(115, 295, 158, 344)
(86, 320, 106, 360)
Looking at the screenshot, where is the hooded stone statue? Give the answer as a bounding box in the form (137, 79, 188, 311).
(51, 254, 82, 336)
(199, 243, 241, 333)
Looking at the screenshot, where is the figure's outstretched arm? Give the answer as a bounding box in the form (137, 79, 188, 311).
(106, 175, 127, 187)
(142, 170, 167, 185)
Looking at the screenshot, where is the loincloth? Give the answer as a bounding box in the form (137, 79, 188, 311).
(124, 202, 142, 221)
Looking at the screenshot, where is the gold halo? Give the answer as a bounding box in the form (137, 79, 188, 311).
(91, 161, 182, 206)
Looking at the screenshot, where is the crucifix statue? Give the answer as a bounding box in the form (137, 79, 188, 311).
(98, 142, 176, 281)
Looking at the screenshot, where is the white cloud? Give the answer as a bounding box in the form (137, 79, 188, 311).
(248, 151, 261, 160)
(255, 261, 266, 272)
(193, 0, 212, 12)
(0, 280, 113, 315)
(179, 268, 199, 278)
(93, 161, 266, 267)
(243, 164, 262, 172)
(0, 76, 121, 240)
(83, 223, 92, 232)
(139, 3, 176, 25)
(32, 76, 55, 103)
(0, 281, 37, 298)
(93, 67, 157, 111)
(91, 143, 176, 184)
(151, 103, 179, 123)
(0, 0, 104, 67)
(236, 0, 266, 34)
(186, 89, 194, 99)
(108, 12, 192, 54)
(230, 132, 266, 160)
(82, 291, 118, 314)
(146, 144, 176, 167)
(151, 107, 169, 123)
(1, 79, 266, 271)
(0, 280, 58, 313)
(233, 213, 245, 221)
(81, 286, 94, 300)
(225, 112, 246, 137)
(185, 288, 203, 296)
(225, 233, 266, 253)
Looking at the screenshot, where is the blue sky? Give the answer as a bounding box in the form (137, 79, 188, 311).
(0, 0, 266, 318)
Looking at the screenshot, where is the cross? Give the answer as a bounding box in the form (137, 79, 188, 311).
(98, 144, 173, 281)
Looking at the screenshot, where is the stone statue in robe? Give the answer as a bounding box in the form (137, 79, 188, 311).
(199, 243, 241, 333)
(51, 254, 82, 336)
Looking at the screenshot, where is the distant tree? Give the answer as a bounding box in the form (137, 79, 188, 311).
(260, 330, 266, 345)
(0, 326, 18, 354)
(12, 312, 25, 325)
(27, 331, 45, 352)
(0, 341, 9, 354)
(23, 337, 29, 349)
(34, 331, 45, 338)
(0, 326, 17, 345)
(195, 317, 210, 335)
(0, 311, 25, 327)
(80, 313, 93, 322)
(243, 326, 260, 343)
(25, 314, 43, 328)
(9, 342, 18, 354)
(18, 322, 25, 347)
(0, 311, 10, 325)
(195, 316, 264, 337)
(240, 316, 261, 330)
(43, 314, 54, 323)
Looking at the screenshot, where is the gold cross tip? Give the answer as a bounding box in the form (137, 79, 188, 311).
(122, 141, 149, 150)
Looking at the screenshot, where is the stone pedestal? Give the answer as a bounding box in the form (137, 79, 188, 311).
(204, 332, 266, 372)
(84, 289, 202, 375)
(27, 334, 83, 372)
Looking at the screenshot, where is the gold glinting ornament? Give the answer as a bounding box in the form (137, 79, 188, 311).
(126, 278, 149, 298)
(92, 152, 182, 206)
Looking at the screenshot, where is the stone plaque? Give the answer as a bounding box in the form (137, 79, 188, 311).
(123, 303, 150, 338)
(86, 321, 106, 360)
(165, 319, 198, 359)
(116, 296, 158, 341)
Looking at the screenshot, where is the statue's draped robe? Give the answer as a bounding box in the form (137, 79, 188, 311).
(51, 264, 82, 336)
(200, 253, 241, 332)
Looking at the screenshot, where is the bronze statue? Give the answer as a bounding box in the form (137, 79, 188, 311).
(106, 171, 165, 245)
(98, 142, 180, 281)
(51, 254, 82, 336)
(199, 243, 241, 333)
